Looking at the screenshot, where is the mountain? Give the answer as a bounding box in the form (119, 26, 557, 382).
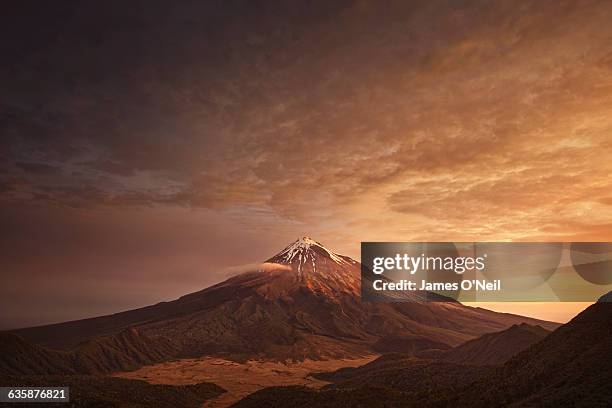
(0, 333, 75, 375)
(373, 334, 452, 354)
(437, 323, 550, 366)
(5, 237, 558, 372)
(598, 291, 612, 302)
(312, 353, 492, 391)
(234, 297, 612, 407)
(0, 328, 178, 375)
(449, 297, 612, 407)
(310, 324, 549, 391)
(312, 323, 550, 386)
(234, 355, 492, 408)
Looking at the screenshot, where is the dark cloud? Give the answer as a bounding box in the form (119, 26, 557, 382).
(15, 162, 62, 174)
(2, 1, 611, 226)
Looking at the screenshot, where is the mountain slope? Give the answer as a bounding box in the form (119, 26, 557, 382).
(311, 324, 550, 389)
(314, 353, 492, 392)
(6, 237, 559, 367)
(233, 299, 612, 407)
(0, 328, 178, 375)
(438, 323, 550, 366)
(449, 298, 612, 407)
(0, 333, 75, 375)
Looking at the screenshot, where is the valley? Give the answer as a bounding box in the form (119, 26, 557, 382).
(114, 355, 378, 407)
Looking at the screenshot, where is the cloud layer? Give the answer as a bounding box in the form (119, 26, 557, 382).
(1, 1, 611, 326)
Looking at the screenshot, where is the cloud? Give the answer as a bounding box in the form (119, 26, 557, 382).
(1, 0, 612, 242)
(2, 0, 612, 328)
(217, 262, 292, 279)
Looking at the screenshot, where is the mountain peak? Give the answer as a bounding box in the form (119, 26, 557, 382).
(289, 236, 324, 251)
(264, 237, 359, 294)
(272, 236, 347, 268)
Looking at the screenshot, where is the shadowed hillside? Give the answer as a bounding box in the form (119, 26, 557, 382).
(449, 299, 612, 407)
(438, 323, 550, 366)
(320, 355, 491, 394)
(233, 299, 612, 407)
(0, 328, 178, 375)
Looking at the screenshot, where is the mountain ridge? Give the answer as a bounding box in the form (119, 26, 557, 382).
(436, 323, 550, 366)
(231, 296, 612, 407)
(3, 237, 560, 374)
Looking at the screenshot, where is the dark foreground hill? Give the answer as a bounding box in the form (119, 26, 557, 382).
(437, 323, 550, 366)
(306, 323, 550, 401)
(0, 375, 224, 408)
(321, 356, 492, 396)
(232, 299, 612, 407)
(313, 322, 551, 386)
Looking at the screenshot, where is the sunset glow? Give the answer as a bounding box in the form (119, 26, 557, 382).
(2, 1, 612, 327)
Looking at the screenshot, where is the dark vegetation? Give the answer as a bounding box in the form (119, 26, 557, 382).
(234, 301, 612, 407)
(0, 328, 178, 375)
(0, 375, 225, 408)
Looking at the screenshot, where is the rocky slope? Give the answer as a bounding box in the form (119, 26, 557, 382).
(438, 323, 550, 366)
(5, 237, 559, 372)
(451, 297, 612, 406)
(0, 327, 177, 375)
(233, 296, 612, 407)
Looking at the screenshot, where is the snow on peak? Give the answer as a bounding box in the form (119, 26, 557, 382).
(296, 236, 318, 245)
(275, 236, 347, 276)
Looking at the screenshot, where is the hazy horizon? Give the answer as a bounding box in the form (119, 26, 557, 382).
(0, 232, 595, 329)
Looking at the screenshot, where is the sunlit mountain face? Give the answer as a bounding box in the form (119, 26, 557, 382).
(1, 1, 612, 327)
(4, 237, 559, 369)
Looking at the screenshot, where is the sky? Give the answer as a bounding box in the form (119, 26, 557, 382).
(1, 1, 611, 328)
